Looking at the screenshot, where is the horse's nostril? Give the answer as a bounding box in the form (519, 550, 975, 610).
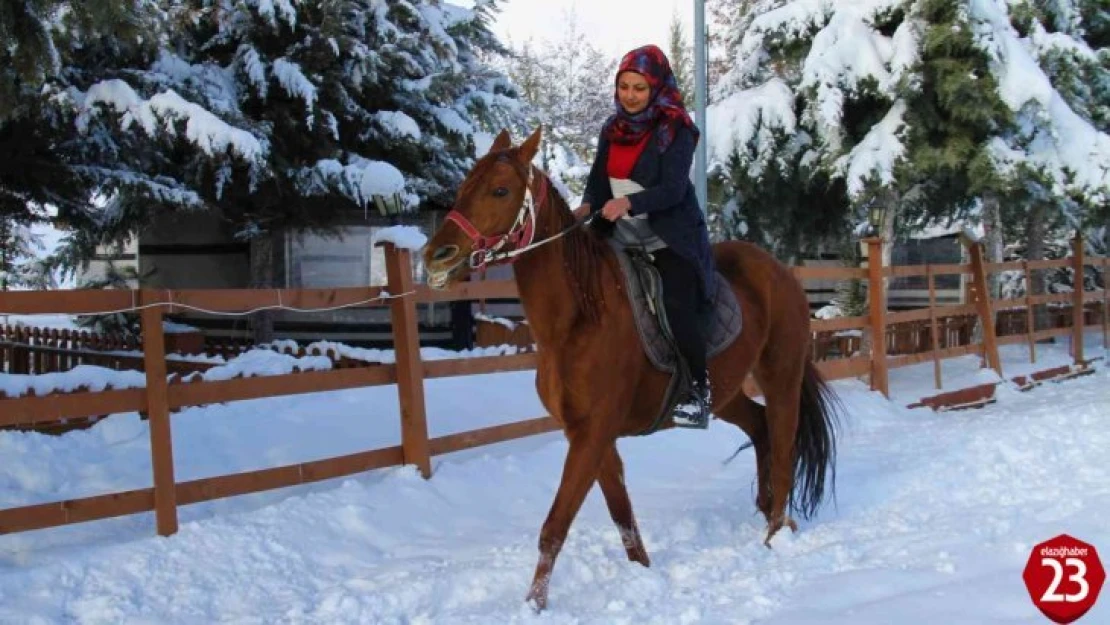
(432, 245, 459, 263)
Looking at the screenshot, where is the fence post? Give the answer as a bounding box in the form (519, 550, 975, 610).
(1023, 261, 1036, 363)
(865, 237, 889, 397)
(967, 241, 1003, 377)
(1071, 234, 1085, 364)
(139, 292, 178, 536)
(1103, 257, 1109, 350)
(926, 264, 942, 389)
(382, 243, 432, 478)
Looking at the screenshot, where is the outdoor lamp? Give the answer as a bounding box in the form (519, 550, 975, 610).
(373, 192, 405, 218)
(868, 202, 885, 236)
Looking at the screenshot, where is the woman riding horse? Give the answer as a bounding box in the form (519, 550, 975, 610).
(423, 127, 840, 611)
(573, 44, 713, 427)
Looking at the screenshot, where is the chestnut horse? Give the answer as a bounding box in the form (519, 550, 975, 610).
(423, 128, 839, 610)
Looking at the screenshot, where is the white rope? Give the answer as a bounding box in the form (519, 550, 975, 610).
(1, 290, 417, 319)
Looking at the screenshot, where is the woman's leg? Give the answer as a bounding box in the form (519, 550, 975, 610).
(652, 248, 710, 425)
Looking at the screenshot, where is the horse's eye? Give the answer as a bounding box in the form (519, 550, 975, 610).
(493, 187, 509, 198)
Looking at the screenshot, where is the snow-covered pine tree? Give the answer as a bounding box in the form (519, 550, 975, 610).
(0, 0, 152, 122)
(707, 0, 916, 260)
(0, 219, 56, 290)
(54, 0, 522, 279)
(708, 0, 1110, 269)
(74, 0, 522, 221)
(0, 0, 176, 243)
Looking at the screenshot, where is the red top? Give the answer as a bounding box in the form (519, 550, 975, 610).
(606, 134, 650, 179)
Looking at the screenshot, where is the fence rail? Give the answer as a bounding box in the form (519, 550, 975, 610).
(0, 239, 1106, 537)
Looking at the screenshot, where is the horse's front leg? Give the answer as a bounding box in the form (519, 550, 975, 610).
(525, 428, 610, 612)
(597, 444, 650, 567)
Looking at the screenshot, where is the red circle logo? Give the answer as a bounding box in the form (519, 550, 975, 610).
(1023, 534, 1105, 623)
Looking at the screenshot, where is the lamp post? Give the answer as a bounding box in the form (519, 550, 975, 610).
(859, 200, 887, 258)
(373, 191, 406, 225)
(868, 202, 885, 238)
(694, 0, 708, 214)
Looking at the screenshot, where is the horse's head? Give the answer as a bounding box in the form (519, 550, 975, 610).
(424, 127, 543, 290)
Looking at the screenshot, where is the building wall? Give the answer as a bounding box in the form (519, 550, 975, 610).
(131, 209, 458, 345)
(81, 236, 140, 288)
(139, 210, 250, 290)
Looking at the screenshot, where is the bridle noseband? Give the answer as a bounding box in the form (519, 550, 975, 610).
(445, 165, 586, 270)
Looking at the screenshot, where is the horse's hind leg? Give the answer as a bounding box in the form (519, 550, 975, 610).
(756, 360, 804, 546)
(597, 444, 650, 567)
(714, 394, 773, 521)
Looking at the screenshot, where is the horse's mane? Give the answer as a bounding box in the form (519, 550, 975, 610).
(532, 168, 613, 324)
(461, 148, 612, 323)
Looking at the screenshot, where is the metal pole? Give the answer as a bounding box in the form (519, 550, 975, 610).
(694, 0, 708, 213)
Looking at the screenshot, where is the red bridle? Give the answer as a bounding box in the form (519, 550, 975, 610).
(444, 167, 548, 270)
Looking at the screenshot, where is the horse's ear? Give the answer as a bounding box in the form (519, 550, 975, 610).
(490, 129, 512, 152)
(518, 126, 543, 165)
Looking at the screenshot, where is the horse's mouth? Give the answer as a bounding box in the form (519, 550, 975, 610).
(426, 259, 466, 290)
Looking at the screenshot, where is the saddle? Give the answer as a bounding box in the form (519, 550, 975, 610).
(609, 241, 743, 434)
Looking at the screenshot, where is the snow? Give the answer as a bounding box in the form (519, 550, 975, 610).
(0, 349, 319, 399)
(0, 333, 1107, 623)
(77, 80, 267, 163)
(236, 45, 269, 99)
(709, 0, 919, 194)
(706, 79, 797, 178)
(709, 0, 1110, 212)
(161, 321, 199, 334)
(0, 365, 147, 399)
(375, 110, 422, 140)
(1, 315, 82, 330)
(197, 349, 332, 382)
(296, 157, 406, 206)
(475, 312, 519, 330)
(970, 0, 1110, 202)
(253, 0, 298, 29)
(431, 105, 475, 137)
(272, 58, 318, 112)
(801, 5, 895, 154)
(838, 100, 907, 196)
(371, 225, 428, 251)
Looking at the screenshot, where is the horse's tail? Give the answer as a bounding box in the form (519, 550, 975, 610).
(791, 359, 841, 519)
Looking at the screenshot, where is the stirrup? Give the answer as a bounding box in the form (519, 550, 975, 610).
(671, 385, 710, 429)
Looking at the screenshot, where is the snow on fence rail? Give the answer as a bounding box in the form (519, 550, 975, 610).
(0, 240, 1106, 538)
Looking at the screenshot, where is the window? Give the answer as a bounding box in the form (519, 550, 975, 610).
(286, 226, 427, 288)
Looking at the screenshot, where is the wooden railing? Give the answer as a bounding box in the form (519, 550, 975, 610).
(0, 239, 1105, 538)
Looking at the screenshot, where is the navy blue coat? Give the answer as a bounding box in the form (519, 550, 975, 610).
(581, 125, 715, 298)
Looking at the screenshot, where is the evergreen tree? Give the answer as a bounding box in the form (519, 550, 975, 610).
(0, 219, 56, 290)
(0, 0, 172, 239)
(39, 0, 522, 288)
(708, 0, 1110, 266)
(668, 12, 695, 107)
(500, 13, 613, 198)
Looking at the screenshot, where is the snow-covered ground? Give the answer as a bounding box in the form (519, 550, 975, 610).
(1, 335, 1107, 624)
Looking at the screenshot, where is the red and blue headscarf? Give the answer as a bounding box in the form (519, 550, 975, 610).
(603, 44, 699, 152)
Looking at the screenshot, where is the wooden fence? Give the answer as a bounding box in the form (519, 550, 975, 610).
(0, 238, 1106, 538)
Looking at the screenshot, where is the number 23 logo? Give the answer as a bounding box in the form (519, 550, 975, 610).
(1042, 558, 1091, 603)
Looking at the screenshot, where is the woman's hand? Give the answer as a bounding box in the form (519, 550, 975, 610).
(572, 204, 591, 219)
(601, 197, 631, 221)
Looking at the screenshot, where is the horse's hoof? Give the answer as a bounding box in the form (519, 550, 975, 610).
(628, 549, 651, 568)
(763, 515, 798, 547)
(525, 583, 548, 612)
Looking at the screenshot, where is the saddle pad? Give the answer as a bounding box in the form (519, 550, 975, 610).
(610, 241, 743, 373)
